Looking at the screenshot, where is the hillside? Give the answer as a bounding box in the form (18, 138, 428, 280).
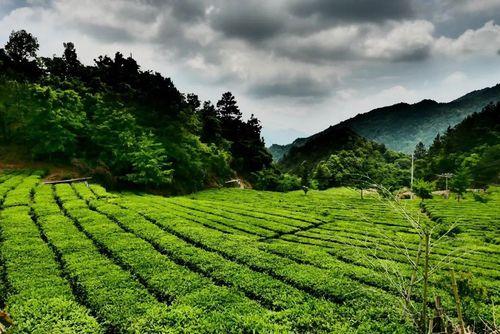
(271, 83, 500, 160)
(421, 102, 500, 185)
(0, 30, 271, 193)
(277, 125, 410, 190)
(268, 138, 307, 161)
(280, 126, 376, 170)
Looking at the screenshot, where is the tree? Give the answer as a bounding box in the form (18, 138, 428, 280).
(124, 133, 173, 187)
(252, 166, 301, 192)
(312, 162, 332, 190)
(450, 167, 471, 201)
(1, 31, 277, 191)
(5, 30, 39, 63)
(217, 92, 242, 121)
(215, 92, 271, 174)
(3, 30, 41, 79)
(414, 142, 427, 159)
(62, 42, 82, 77)
(199, 101, 222, 144)
(25, 85, 85, 159)
(412, 179, 434, 202)
(472, 144, 500, 186)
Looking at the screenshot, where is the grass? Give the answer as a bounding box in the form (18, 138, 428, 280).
(0, 170, 498, 333)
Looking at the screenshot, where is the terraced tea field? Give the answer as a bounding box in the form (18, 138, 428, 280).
(0, 170, 498, 333)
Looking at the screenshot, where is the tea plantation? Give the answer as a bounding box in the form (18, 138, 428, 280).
(0, 170, 498, 333)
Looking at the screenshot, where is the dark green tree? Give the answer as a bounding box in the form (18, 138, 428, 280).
(25, 85, 85, 159)
(312, 161, 332, 190)
(62, 42, 82, 77)
(3, 30, 41, 79)
(450, 167, 471, 201)
(414, 142, 427, 159)
(5, 30, 39, 63)
(216, 93, 271, 174)
(217, 91, 242, 121)
(472, 144, 500, 185)
(199, 101, 222, 144)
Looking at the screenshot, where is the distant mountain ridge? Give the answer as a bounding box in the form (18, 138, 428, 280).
(269, 83, 500, 161)
(268, 138, 307, 161)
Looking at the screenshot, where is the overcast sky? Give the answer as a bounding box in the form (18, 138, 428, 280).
(1, 0, 500, 145)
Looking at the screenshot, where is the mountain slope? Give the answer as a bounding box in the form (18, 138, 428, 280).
(279, 125, 410, 190)
(268, 138, 307, 161)
(280, 126, 392, 171)
(272, 83, 500, 160)
(423, 102, 500, 185)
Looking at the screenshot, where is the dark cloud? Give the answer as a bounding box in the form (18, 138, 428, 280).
(77, 22, 135, 43)
(209, 2, 285, 42)
(416, 0, 500, 38)
(392, 45, 431, 62)
(497, 49, 500, 55)
(289, 0, 414, 23)
(249, 76, 331, 99)
(168, 0, 206, 22)
(274, 43, 354, 64)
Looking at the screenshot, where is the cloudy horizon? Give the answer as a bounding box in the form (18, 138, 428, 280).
(1, 0, 500, 145)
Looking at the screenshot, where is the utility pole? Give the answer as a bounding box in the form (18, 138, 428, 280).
(437, 173, 453, 191)
(410, 154, 414, 199)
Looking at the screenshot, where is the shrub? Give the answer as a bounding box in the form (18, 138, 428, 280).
(412, 178, 434, 201)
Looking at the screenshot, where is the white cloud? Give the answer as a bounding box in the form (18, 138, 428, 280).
(363, 20, 435, 61)
(435, 21, 500, 56)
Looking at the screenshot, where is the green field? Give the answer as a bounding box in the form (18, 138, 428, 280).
(0, 171, 498, 333)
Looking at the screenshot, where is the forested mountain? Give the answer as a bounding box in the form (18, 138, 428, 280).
(270, 84, 500, 160)
(277, 125, 410, 190)
(0, 30, 271, 192)
(417, 102, 500, 186)
(268, 138, 307, 161)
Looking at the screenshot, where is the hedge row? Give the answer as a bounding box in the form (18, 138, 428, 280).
(32, 184, 171, 332)
(2, 175, 40, 207)
(0, 204, 101, 333)
(164, 198, 301, 234)
(117, 196, 412, 333)
(56, 184, 284, 333)
(88, 199, 365, 333)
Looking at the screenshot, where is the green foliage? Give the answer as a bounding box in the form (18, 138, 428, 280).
(0, 30, 271, 192)
(450, 167, 471, 200)
(0, 191, 102, 334)
(26, 85, 85, 159)
(277, 125, 411, 191)
(252, 166, 301, 192)
(423, 102, 500, 186)
(311, 161, 332, 190)
(124, 133, 173, 187)
(9, 298, 102, 334)
(412, 178, 434, 201)
(309, 147, 410, 191)
(472, 144, 500, 185)
(413, 142, 427, 159)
